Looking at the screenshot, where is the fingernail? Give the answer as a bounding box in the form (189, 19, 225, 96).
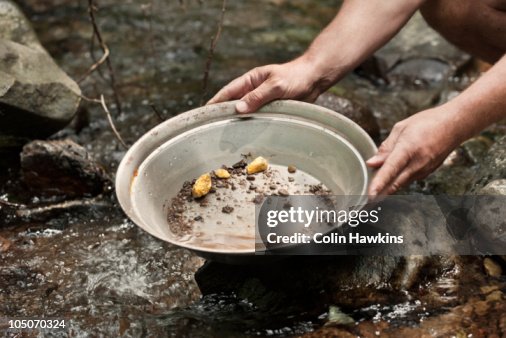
(236, 101, 249, 113)
(366, 155, 380, 163)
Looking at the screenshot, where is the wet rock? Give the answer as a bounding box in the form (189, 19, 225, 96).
(20, 139, 110, 198)
(315, 93, 380, 140)
(388, 58, 452, 87)
(483, 258, 502, 277)
(0, 235, 11, 252)
(0, 0, 44, 51)
(0, 1, 81, 147)
(196, 256, 405, 313)
(325, 306, 355, 326)
(461, 136, 493, 165)
(354, 55, 390, 85)
(304, 294, 506, 338)
(375, 12, 471, 73)
(419, 165, 475, 195)
(478, 179, 506, 195)
(470, 135, 506, 192)
(195, 255, 461, 313)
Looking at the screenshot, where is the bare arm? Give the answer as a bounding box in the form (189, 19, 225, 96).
(367, 54, 506, 195)
(208, 0, 424, 113)
(304, 0, 425, 88)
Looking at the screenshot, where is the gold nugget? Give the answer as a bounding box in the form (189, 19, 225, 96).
(192, 173, 212, 198)
(246, 156, 268, 175)
(214, 168, 230, 179)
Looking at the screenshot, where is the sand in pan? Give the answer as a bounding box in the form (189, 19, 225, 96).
(166, 159, 332, 251)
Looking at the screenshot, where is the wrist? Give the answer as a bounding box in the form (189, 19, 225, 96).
(437, 102, 482, 145)
(296, 53, 347, 93)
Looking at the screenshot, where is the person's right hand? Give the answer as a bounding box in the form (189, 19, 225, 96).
(207, 57, 332, 113)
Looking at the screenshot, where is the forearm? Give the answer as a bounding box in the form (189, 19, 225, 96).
(443, 54, 506, 141)
(301, 0, 425, 84)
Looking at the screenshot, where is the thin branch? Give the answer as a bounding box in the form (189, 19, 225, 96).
(76, 93, 128, 148)
(86, 0, 123, 115)
(89, 24, 107, 80)
(150, 104, 164, 122)
(78, 39, 109, 83)
(201, 0, 227, 104)
(99, 94, 128, 148)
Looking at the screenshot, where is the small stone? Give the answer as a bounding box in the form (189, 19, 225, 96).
(0, 236, 11, 252)
(480, 285, 499, 294)
(246, 156, 268, 175)
(252, 195, 264, 205)
(474, 300, 489, 316)
(194, 215, 203, 222)
(232, 159, 247, 169)
(483, 257, 502, 277)
(214, 168, 231, 179)
(278, 189, 289, 196)
(192, 173, 212, 198)
(222, 205, 234, 214)
(288, 177, 295, 182)
(249, 184, 256, 191)
(486, 290, 503, 302)
(246, 175, 256, 181)
(325, 306, 355, 326)
(287, 165, 297, 173)
(269, 184, 277, 190)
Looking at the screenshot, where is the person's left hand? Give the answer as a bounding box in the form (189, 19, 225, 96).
(366, 106, 467, 196)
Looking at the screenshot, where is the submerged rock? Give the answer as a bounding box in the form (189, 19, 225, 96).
(0, 1, 81, 148)
(20, 139, 110, 198)
(196, 255, 463, 315)
(315, 93, 380, 140)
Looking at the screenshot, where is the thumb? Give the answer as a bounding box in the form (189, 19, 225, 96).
(236, 82, 282, 114)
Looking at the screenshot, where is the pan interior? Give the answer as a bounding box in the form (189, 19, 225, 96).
(131, 115, 367, 253)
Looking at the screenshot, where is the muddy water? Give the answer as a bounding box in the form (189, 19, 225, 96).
(1, 0, 504, 337)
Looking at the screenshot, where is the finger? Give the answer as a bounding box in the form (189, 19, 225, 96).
(368, 147, 410, 196)
(366, 152, 388, 168)
(207, 75, 256, 105)
(366, 125, 405, 167)
(237, 81, 283, 113)
(381, 166, 415, 195)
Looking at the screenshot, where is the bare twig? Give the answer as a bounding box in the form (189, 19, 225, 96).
(76, 93, 127, 148)
(99, 94, 127, 148)
(0, 199, 24, 209)
(201, 0, 227, 104)
(87, 24, 107, 81)
(150, 104, 164, 122)
(85, 0, 123, 115)
(78, 38, 109, 83)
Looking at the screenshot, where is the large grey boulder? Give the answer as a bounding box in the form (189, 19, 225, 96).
(0, 1, 81, 148)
